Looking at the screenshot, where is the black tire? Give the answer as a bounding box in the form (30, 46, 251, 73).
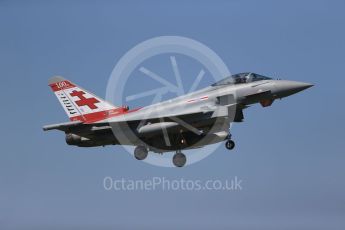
(225, 140, 235, 150)
(172, 152, 186, 167)
(134, 146, 148, 160)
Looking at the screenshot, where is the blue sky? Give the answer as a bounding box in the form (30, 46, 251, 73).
(1, 0, 345, 229)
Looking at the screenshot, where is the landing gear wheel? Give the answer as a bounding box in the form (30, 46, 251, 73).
(173, 152, 186, 167)
(134, 146, 148, 160)
(225, 140, 235, 150)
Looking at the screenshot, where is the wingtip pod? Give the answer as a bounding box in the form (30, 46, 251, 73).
(43, 121, 83, 131)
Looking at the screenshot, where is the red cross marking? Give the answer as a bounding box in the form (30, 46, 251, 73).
(70, 90, 100, 110)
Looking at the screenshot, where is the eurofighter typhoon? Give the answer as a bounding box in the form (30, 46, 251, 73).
(43, 73, 312, 167)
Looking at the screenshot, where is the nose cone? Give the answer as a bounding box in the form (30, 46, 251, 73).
(274, 80, 313, 98)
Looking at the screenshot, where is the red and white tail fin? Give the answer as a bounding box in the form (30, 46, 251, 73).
(48, 76, 127, 123)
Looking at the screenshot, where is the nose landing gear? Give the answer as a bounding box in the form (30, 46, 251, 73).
(225, 133, 235, 150)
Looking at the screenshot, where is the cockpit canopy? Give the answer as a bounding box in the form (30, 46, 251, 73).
(212, 72, 272, 86)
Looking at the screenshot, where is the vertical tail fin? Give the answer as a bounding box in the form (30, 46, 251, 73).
(48, 76, 126, 123)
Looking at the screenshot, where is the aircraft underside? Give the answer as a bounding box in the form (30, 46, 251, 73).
(66, 117, 230, 148)
(64, 117, 235, 167)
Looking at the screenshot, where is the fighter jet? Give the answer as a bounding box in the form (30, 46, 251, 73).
(43, 73, 312, 167)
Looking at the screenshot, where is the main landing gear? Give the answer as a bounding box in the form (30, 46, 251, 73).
(134, 145, 186, 167)
(134, 145, 148, 160)
(172, 150, 186, 167)
(225, 133, 235, 150)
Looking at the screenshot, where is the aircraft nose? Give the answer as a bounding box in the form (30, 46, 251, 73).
(274, 80, 313, 98)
